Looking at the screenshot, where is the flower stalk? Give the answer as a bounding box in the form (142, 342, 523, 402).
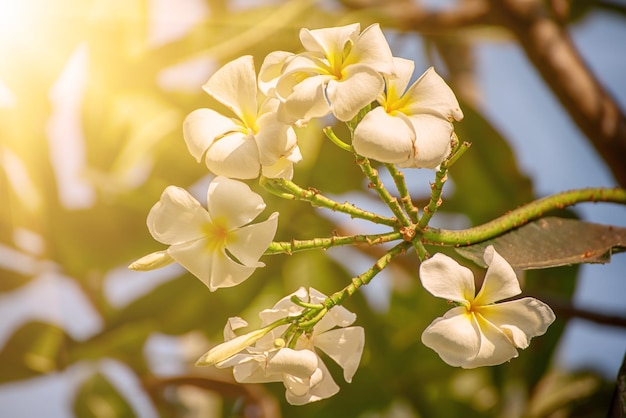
(262, 176, 400, 227)
(323, 241, 412, 309)
(355, 154, 413, 226)
(385, 163, 420, 223)
(265, 231, 403, 255)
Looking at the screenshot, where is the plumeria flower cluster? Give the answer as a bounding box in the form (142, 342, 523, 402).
(129, 22, 557, 406)
(196, 287, 365, 405)
(131, 22, 463, 294)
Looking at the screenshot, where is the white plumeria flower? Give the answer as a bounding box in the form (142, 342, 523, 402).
(262, 23, 395, 123)
(419, 246, 555, 368)
(132, 176, 278, 291)
(198, 287, 365, 405)
(183, 55, 302, 180)
(353, 59, 464, 168)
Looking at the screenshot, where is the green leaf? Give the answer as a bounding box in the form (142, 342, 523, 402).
(455, 217, 626, 269)
(72, 372, 136, 418)
(0, 321, 72, 383)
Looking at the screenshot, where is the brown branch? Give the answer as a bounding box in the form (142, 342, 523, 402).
(340, 0, 492, 33)
(489, 0, 626, 187)
(144, 373, 281, 418)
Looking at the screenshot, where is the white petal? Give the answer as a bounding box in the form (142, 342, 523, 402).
(147, 186, 210, 245)
(267, 348, 318, 378)
(183, 108, 240, 162)
(465, 314, 519, 368)
(203, 55, 258, 128)
(204, 132, 261, 179)
(278, 74, 332, 123)
(326, 65, 384, 121)
(311, 293, 356, 334)
(223, 353, 282, 383)
(255, 112, 298, 166)
(400, 114, 453, 169)
(216, 352, 264, 369)
(285, 358, 339, 405)
(306, 287, 358, 332)
(258, 50, 293, 96)
(209, 249, 259, 291)
(344, 23, 395, 75)
(403, 67, 463, 121)
(313, 327, 364, 382)
(207, 176, 266, 229)
(234, 360, 283, 384)
(259, 287, 308, 326)
(224, 316, 248, 340)
(474, 246, 521, 305)
(383, 57, 415, 103)
(284, 373, 313, 398)
(167, 237, 215, 288)
(279, 55, 328, 81)
(419, 253, 475, 304)
(421, 306, 481, 367)
(299, 23, 360, 59)
(480, 298, 555, 349)
(227, 212, 278, 265)
(261, 154, 298, 180)
(304, 287, 356, 336)
(353, 107, 414, 164)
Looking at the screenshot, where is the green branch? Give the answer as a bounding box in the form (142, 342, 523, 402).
(385, 163, 420, 223)
(323, 241, 412, 309)
(262, 177, 400, 227)
(417, 162, 448, 229)
(422, 187, 626, 246)
(323, 126, 352, 152)
(265, 231, 403, 255)
(417, 141, 471, 229)
(355, 155, 413, 226)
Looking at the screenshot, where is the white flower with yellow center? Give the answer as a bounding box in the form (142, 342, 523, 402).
(196, 287, 365, 405)
(419, 246, 555, 368)
(263, 23, 395, 123)
(130, 176, 278, 291)
(183, 55, 301, 179)
(353, 58, 463, 168)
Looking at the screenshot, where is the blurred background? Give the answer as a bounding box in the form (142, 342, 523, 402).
(0, 0, 625, 416)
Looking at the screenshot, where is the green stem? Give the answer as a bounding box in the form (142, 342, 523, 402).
(412, 239, 430, 262)
(416, 141, 471, 229)
(417, 163, 448, 229)
(265, 231, 403, 255)
(323, 127, 352, 152)
(422, 187, 626, 246)
(323, 241, 412, 309)
(355, 155, 412, 226)
(298, 308, 328, 330)
(385, 163, 420, 223)
(262, 177, 400, 227)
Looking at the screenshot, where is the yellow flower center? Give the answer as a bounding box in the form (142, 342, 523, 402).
(202, 218, 233, 251)
(327, 40, 353, 80)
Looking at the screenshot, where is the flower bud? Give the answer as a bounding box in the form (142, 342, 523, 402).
(128, 250, 174, 271)
(195, 327, 272, 366)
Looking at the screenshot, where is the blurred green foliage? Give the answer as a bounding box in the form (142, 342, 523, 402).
(0, 0, 621, 416)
